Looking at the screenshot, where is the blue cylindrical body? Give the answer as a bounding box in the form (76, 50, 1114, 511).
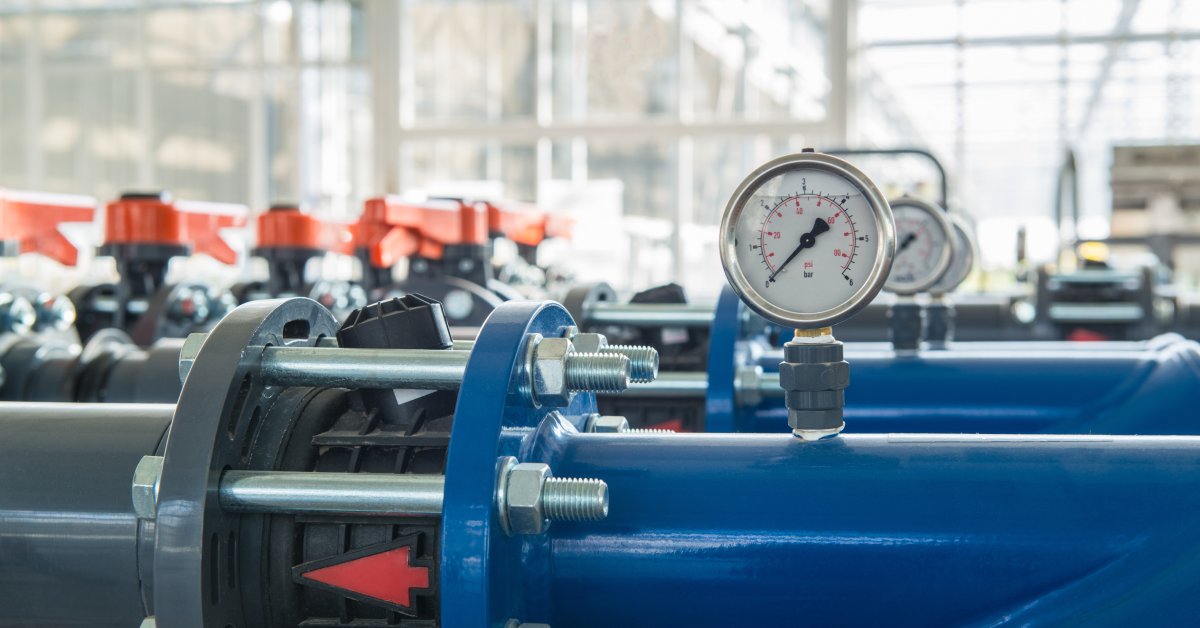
(542, 433, 1200, 627)
(737, 341, 1200, 434)
(707, 285, 1200, 434)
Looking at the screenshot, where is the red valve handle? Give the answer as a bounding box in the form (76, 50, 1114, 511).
(256, 206, 354, 255)
(104, 195, 247, 265)
(485, 200, 551, 248)
(0, 189, 96, 265)
(354, 197, 488, 269)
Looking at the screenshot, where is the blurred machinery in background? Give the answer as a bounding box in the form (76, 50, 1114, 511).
(232, 203, 366, 318)
(355, 196, 570, 327)
(68, 192, 245, 346)
(1106, 145, 1200, 270)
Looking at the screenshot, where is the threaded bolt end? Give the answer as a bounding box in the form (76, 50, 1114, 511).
(542, 477, 609, 521)
(603, 345, 659, 383)
(565, 353, 630, 392)
(625, 428, 675, 434)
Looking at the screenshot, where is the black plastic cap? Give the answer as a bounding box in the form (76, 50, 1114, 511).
(119, 190, 171, 202)
(629, 282, 688, 305)
(268, 202, 302, 212)
(337, 294, 453, 351)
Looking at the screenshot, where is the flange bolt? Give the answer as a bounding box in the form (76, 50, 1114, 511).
(497, 457, 609, 535)
(602, 345, 659, 383)
(541, 477, 609, 522)
(564, 352, 631, 392)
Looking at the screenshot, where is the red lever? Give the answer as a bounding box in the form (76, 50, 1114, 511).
(104, 194, 247, 265)
(485, 200, 548, 247)
(354, 197, 487, 269)
(485, 200, 574, 246)
(0, 189, 96, 265)
(256, 206, 354, 255)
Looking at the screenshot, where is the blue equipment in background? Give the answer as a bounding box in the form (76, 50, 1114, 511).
(704, 286, 1200, 434)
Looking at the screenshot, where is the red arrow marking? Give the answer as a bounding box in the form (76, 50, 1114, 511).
(299, 546, 430, 608)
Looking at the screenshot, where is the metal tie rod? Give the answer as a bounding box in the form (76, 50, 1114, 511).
(598, 370, 784, 399)
(138, 457, 608, 530)
(585, 303, 715, 327)
(604, 371, 710, 398)
(260, 346, 470, 389)
(219, 470, 445, 516)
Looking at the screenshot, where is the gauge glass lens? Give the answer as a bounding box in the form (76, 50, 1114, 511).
(886, 201, 952, 294)
(731, 168, 883, 315)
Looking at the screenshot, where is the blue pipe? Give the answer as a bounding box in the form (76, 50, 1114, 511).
(708, 286, 1200, 434)
(541, 432, 1200, 627)
(739, 342, 1200, 434)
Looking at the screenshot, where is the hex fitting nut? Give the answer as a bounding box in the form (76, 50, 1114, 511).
(504, 462, 553, 535)
(567, 331, 608, 354)
(735, 366, 764, 408)
(132, 455, 165, 520)
(178, 332, 207, 383)
(777, 361, 850, 392)
(531, 336, 574, 407)
(585, 414, 631, 433)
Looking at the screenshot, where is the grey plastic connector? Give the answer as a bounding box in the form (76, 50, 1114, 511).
(778, 339, 848, 440)
(888, 299, 924, 353)
(925, 295, 955, 349)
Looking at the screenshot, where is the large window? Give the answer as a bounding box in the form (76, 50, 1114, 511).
(858, 0, 1200, 274)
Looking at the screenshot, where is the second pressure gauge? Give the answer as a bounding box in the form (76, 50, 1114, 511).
(930, 213, 977, 295)
(720, 151, 896, 329)
(884, 197, 953, 295)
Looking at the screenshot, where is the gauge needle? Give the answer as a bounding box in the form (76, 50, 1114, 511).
(898, 232, 917, 254)
(769, 218, 830, 281)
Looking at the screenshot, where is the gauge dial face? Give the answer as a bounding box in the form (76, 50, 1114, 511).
(929, 214, 976, 294)
(885, 198, 953, 295)
(720, 152, 895, 328)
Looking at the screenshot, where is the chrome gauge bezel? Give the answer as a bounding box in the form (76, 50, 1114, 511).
(930, 212, 978, 295)
(719, 151, 896, 329)
(884, 196, 954, 296)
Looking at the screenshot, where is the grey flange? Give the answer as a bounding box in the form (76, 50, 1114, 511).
(153, 297, 337, 628)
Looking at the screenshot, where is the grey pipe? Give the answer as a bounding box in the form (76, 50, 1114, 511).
(0, 402, 173, 628)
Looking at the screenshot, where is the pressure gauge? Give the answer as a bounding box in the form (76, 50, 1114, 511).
(884, 197, 953, 295)
(719, 151, 896, 329)
(929, 213, 977, 295)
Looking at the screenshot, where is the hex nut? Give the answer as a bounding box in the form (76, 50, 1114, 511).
(567, 332, 608, 354)
(735, 366, 763, 408)
(505, 462, 551, 535)
(132, 455, 164, 520)
(586, 414, 630, 433)
(178, 332, 207, 383)
(532, 337, 573, 407)
(777, 361, 849, 392)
